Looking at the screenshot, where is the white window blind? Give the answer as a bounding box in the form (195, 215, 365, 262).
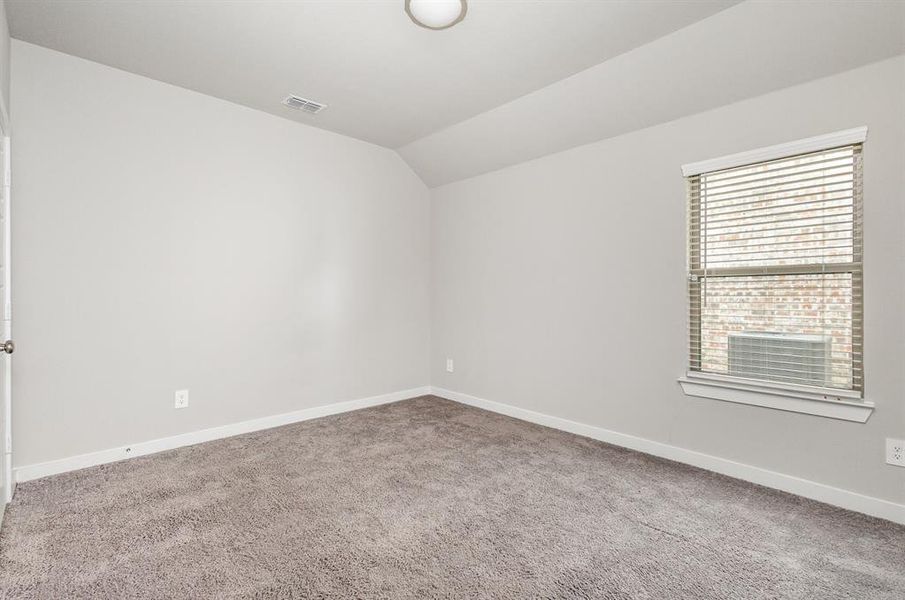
(687, 143, 863, 394)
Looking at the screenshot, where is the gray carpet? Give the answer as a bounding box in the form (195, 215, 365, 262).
(0, 396, 903, 599)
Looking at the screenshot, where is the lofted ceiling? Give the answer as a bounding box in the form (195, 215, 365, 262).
(400, 0, 905, 186)
(6, 1, 905, 187)
(6, 0, 737, 149)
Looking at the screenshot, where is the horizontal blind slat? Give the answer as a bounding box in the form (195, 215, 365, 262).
(688, 159, 854, 191)
(690, 194, 854, 218)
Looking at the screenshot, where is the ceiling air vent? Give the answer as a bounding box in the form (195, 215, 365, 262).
(282, 95, 327, 114)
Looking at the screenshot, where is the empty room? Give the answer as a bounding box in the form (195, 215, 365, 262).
(0, 0, 903, 598)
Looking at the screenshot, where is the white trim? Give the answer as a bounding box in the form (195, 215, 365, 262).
(683, 370, 863, 401)
(681, 126, 868, 176)
(431, 386, 905, 525)
(1, 136, 10, 506)
(0, 89, 9, 140)
(14, 386, 431, 483)
(678, 374, 874, 423)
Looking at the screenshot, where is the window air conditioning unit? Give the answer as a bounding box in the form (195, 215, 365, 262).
(728, 332, 831, 387)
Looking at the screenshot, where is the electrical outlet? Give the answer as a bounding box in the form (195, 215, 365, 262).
(446, 358, 454, 373)
(886, 438, 905, 467)
(174, 389, 189, 409)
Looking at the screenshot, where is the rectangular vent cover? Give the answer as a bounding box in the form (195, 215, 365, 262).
(282, 95, 326, 114)
(728, 332, 831, 387)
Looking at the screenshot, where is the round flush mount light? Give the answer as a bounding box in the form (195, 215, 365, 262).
(405, 0, 467, 30)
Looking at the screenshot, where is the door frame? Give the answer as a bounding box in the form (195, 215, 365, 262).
(0, 97, 11, 506)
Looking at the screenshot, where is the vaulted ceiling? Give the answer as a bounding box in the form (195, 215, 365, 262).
(6, 0, 737, 147)
(7, 1, 905, 187)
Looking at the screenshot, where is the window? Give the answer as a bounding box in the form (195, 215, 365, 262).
(679, 129, 872, 422)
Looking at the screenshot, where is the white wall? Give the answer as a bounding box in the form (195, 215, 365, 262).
(431, 56, 905, 504)
(8, 34, 904, 511)
(11, 41, 430, 467)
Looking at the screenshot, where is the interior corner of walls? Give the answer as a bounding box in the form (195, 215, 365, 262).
(392, 148, 430, 191)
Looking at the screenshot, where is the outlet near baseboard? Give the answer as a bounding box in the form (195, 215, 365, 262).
(174, 389, 189, 409)
(886, 438, 905, 467)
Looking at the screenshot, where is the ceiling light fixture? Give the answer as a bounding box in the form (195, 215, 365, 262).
(405, 0, 467, 30)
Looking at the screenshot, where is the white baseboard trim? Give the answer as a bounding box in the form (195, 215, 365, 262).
(14, 386, 431, 484)
(430, 386, 905, 525)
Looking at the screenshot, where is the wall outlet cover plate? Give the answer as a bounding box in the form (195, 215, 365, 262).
(885, 438, 905, 467)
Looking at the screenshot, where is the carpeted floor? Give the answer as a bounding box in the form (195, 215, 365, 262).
(0, 396, 903, 599)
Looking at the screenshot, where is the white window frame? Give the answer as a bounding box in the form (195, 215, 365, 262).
(677, 127, 874, 423)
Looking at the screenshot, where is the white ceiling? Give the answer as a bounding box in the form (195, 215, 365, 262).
(7, 1, 904, 187)
(400, 0, 905, 186)
(6, 0, 737, 149)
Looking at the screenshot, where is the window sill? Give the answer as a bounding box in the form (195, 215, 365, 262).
(677, 374, 874, 423)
